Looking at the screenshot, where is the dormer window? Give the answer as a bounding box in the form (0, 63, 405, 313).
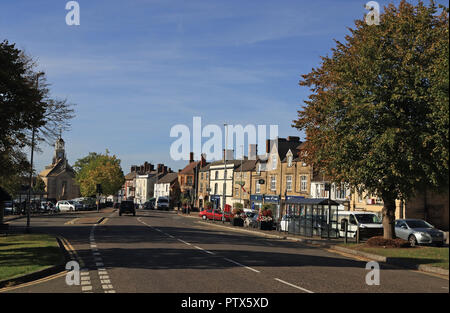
(288, 155, 293, 167)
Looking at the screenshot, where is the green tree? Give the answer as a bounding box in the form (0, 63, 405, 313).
(0, 40, 75, 191)
(74, 152, 125, 197)
(33, 176, 46, 193)
(293, 1, 449, 239)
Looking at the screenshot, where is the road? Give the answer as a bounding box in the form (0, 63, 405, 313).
(2, 209, 448, 293)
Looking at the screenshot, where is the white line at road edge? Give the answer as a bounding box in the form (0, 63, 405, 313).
(274, 278, 314, 293)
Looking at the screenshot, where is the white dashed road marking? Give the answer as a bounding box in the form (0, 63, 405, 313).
(274, 278, 314, 293)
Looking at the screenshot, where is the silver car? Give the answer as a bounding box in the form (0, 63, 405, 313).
(395, 219, 445, 247)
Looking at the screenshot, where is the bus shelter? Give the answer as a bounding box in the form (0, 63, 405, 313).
(284, 198, 340, 238)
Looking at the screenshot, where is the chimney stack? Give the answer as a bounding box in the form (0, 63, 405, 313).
(249, 144, 257, 160)
(189, 152, 194, 163)
(200, 153, 207, 167)
(157, 164, 163, 173)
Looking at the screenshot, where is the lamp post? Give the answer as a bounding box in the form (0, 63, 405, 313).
(26, 72, 44, 233)
(222, 123, 228, 222)
(240, 145, 243, 207)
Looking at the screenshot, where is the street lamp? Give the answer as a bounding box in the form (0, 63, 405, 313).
(26, 71, 44, 233)
(223, 123, 228, 223)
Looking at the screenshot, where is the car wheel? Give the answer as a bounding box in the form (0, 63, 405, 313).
(409, 235, 417, 247)
(119, 212, 122, 216)
(436, 242, 444, 247)
(133, 212, 136, 216)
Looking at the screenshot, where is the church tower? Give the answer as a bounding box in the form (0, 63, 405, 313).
(52, 136, 66, 165)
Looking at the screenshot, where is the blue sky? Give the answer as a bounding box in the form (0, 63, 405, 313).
(1, 0, 448, 174)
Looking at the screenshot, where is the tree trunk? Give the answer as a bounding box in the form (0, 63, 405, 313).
(382, 195, 396, 239)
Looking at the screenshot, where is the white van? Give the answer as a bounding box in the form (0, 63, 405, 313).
(337, 211, 383, 239)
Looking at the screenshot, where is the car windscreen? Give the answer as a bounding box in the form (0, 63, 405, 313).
(354, 214, 381, 224)
(120, 202, 133, 208)
(158, 199, 168, 203)
(406, 220, 432, 228)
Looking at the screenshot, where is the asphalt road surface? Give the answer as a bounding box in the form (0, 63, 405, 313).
(2, 209, 448, 293)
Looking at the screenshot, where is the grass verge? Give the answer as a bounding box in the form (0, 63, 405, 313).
(338, 243, 449, 269)
(0, 233, 64, 282)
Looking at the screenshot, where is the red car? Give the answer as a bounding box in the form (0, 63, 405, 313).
(199, 208, 231, 221)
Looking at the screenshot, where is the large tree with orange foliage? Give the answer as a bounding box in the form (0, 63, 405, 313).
(293, 1, 449, 239)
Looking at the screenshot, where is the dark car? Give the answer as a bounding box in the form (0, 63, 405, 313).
(119, 200, 135, 216)
(143, 201, 154, 210)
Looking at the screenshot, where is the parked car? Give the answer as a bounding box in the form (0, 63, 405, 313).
(395, 219, 445, 247)
(156, 197, 170, 210)
(119, 200, 135, 216)
(199, 208, 229, 221)
(2, 201, 13, 215)
(143, 201, 154, 210)
(56, 200, 81, 211)
(245, 213, 260, 228)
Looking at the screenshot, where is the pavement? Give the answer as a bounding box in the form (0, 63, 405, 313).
(1, 208, 448, 293)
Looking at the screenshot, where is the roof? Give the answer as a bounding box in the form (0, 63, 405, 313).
(39, 159, 75, 178)
(180, 161, 202, 175)
(208, 159, 244, 168)
(157, 172, 179, 184)
(124, 172, 137, 180)
(276, 139, 302, 162)
(235, 159, 257, 172)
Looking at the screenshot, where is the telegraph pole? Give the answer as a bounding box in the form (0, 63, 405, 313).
(223, 123, 228, 222)
(26, 72, 44, 233)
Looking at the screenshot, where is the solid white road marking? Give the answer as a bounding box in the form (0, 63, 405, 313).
(274, 278, 314, 293)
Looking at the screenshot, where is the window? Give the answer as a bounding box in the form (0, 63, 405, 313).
(187, 176, 193, 186)
(256, 181, 261, 194)
(288, 155, 293, 167)
(200, 183, 203, 192)
(206, 172, 209, 180)
(270, 175, 276, 191)
(286, 175, 292, 191)
(235, 187, 239, 197)
(349, 215, 357, 225)
(201, 172, 204, 179)
(214, 183, 218, 195)
(300, 175, 307, 192)
(271, 154, 277, 170)
(215, 171, 219, 180)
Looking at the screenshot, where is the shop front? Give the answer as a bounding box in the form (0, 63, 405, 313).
(250, 195, 263, 211)
(263, 195, 280, 219)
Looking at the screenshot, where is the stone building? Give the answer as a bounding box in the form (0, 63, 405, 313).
(39, 136, 80, 201)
